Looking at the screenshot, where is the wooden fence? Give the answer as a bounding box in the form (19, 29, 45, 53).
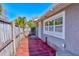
(0, 19, 24, 56)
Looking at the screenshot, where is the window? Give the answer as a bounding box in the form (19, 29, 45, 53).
(49, 20, 54, 31)
(55, 17, 63, 32)
(43, 11, 65, 39)
(45, 21, 48, 31)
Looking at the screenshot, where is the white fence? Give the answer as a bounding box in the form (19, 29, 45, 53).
(0, 20, 24, 56)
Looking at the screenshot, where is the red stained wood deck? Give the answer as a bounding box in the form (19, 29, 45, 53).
(16, 36, 56, 56)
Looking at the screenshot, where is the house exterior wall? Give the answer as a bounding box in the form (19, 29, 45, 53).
(36, 3, 79, 55)
(41, 19, 65, 50)
(36, 25, 38, 36)
(65, 4, 79, 55)
(40, 11, 66, 51)
(37, 21, 42, 38)
(41, 21, 45, 42)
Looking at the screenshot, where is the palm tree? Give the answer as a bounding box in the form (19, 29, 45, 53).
(15, 16, 27, 27)
(15, 16, 27, 33)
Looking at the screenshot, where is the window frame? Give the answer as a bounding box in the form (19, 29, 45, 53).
(55, 16, 63, 33)
(48, 20, 54, 31)
(44, 21, 49, 31)
(43, 11, 65, 39)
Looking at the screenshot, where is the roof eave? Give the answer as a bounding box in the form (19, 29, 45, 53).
(35, 3, 72, 23)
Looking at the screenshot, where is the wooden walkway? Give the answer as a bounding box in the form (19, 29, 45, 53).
(16, 36, 56, 56)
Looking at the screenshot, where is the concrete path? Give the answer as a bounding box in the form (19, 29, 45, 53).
(16, 36, 56, 56)
(16, 37, 29, 56)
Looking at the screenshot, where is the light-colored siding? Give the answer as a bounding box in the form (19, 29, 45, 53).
(36, 3, 79, 55)
(38, 22, 42, 38)
(65, 4, 79, 55)
(40, 3, 79, 55)
(42, 34, 65, 50)
(41, 19, 65, 50)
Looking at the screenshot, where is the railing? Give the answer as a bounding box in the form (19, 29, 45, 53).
(0, 19, 24, 56)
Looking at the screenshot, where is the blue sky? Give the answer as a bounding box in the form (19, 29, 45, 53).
(2, 3, 53, 21)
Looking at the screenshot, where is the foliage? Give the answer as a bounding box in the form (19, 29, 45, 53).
(28, 20, 36, 29)
(45, 21, 49, 26)
(55, 17, 63, 25)
(55, 21, 62, 25)
(49, 20, 54, 25)
(15, 17, 27, 28)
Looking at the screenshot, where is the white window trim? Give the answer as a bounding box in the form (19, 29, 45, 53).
(43, 11, 65, 39)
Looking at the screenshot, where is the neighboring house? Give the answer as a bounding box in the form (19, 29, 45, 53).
(34, 3, 79, 55)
